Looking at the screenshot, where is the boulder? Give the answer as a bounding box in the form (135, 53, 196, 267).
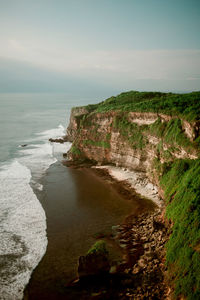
(49, 138, 65, 143)
(78, 252, 110, 278)
(78, 240, 110, 278)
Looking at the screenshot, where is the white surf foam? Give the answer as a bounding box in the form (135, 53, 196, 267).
(51, 141, 72, 159)
(19, 142, 57, 179)
(0, 123, 70, 299)
(36, 124, 65, 138)
(0, 161, 47, 300)
(28, 124, 65, 142)
(19, 124, 70, 180)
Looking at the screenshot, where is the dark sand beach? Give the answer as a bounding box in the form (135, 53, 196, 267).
(24, 161, 155, 300)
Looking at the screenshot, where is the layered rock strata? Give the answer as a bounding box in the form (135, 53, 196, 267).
(65, 104, 199, 299)
(66, 108, 198, 180)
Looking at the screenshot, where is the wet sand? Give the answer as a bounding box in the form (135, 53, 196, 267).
(24, 162, 155, 300)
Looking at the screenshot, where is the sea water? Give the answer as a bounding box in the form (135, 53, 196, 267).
(0, 93, 97, 300)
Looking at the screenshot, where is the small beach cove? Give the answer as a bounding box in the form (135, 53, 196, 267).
(24, 161, 159, 300)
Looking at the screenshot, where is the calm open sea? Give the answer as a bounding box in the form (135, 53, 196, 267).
(0, 93, 99, 299)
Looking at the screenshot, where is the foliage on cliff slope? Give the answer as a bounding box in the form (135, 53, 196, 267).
(68, 91, 200, 299)
(156, 159, 200, 299)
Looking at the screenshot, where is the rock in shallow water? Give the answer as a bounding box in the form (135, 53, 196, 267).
(78, 252, 110, 278)
(78, 240, 110, 278)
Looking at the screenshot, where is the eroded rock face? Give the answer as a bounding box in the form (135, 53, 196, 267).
(128, 112, 159, 125)
(66, 107, 89, 142)
(66, 108, 198, 174)
(66, 106, 199, 299)
(127, 111, 200, 141)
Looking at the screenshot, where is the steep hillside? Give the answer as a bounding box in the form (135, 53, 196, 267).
(66, 91, 200, 299)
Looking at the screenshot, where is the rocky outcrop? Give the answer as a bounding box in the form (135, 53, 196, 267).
(66, 102, 200, 299)
(78, 240, 110, 278)
(66, 108, 199, 178)
(78, 252, 110, 278)
(66, 107, 90, 142)
(49, 137, 66, 143)
(128, 112, 200, 141)
(111, 210, 169, 299)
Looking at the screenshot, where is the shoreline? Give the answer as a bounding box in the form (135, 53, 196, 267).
(93, 165, 162, 208)
(63, 162, 170, 299)
(24, 161, 148, 300)
(89, 165, 170, 299)
(23, 157, 170, 299)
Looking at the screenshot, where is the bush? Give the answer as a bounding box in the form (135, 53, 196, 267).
(70, 145, 81, 155)
(87, 240, 108, 255)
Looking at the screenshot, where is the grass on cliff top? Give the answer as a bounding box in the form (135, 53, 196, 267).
(158, 158, 200, 299)
(84, 91, 200, 121)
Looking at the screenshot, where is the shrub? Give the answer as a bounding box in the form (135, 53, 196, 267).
(160, 159, 200, 299)
(87, 240, 108, 255)
(70, 145, 82, 155)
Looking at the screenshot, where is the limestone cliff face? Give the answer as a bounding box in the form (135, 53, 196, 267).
(66, 98, 200, 300)
(66, 107, 90, 142)
(66, 107, 199, 178)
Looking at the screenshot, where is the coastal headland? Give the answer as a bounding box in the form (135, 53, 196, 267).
(24, 91, 200, 300)
(65, 91, 200, 299)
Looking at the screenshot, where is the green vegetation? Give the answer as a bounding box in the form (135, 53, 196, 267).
(84, 91, 200, 121)
(73, 91, 199, 155)
(87, 240, 108, 255)
(159, 159, 200, 299)
(149, 118, 193, 150)
(106, 133, 111, 141)
(83, 139, 110, 148)
(112, 115, 197, 153)
(79, 114, 93, 127)
(83, 103, 99, 113)
(70, 145, 82, 155)
(113, 114, 147, 149)
(70, 90, 200, 299)
(70, 91, 200, 299)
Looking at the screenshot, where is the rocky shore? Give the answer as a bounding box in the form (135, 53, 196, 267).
(62, 92, 200, 299)
(93, 167, 170, 299)
(64, 164, 170, 299)
(110, 210, 170, 299)
(94, 165, 162, 207)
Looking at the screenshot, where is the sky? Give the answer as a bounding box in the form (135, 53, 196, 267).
(0, 0, 200, 95)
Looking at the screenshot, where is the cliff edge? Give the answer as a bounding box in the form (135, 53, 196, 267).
(66, 91, 200, 299)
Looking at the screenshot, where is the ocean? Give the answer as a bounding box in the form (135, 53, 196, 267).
(0, 93, 144, 300)
(0, 93, 97, 300)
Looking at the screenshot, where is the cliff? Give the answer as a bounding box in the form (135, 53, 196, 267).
(66, 91, 200, 299)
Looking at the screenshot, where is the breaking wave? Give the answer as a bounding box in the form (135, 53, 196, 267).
(0, 124, 70, 299)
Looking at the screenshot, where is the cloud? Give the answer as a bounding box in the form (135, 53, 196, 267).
(1, 37, 199, 80)
(0, 36, 199, 92)
(0, 57, 118, 95)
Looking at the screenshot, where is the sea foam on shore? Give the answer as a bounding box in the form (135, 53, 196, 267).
(0, 161, 47, 300)
(0, 124, 70, 300)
